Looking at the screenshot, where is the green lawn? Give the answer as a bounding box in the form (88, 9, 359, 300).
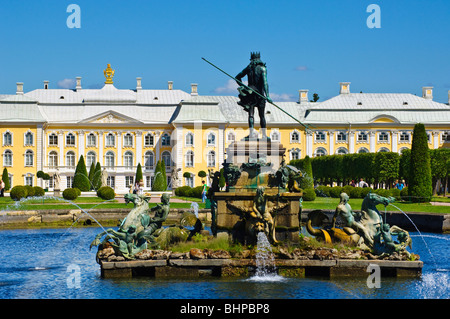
(0, 196, 204, 211)
(0, 195, 446, 214)
(302, 197, 450, 214)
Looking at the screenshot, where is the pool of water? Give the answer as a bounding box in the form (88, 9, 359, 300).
(0, 227, 448, 299)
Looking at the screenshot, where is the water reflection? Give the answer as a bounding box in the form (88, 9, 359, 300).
(0, 227, 448, 299)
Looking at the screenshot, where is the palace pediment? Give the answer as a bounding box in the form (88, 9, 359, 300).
(80, 110, 143, 124)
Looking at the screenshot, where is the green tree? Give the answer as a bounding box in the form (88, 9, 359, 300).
(430, 149, 450, 195)
(198, 170, 207, 178)
(152, 160, 166, 191)
(374, 152, 400, 188)
(161, 159, 168, 189)
(2, 168, 10, 190)
(399, 149, 411, 183)
(408, 123, 432, 202)
(73, 155, 90, 191)
(92, 162, 102, 190)
(135, 163, 143, 185)
(88, 162, 96, 190)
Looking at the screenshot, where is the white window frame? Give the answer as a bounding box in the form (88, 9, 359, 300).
(66, 132, 76, 147)
(25, 150, 34, 167)
(290, 130, 300, 144)
(3, 131, 13, 147)
(207, 132, 216, 147)
(123, 133, 133, 147)
(105, 133, 116, 147)
(144, 133, 154, 147)
(86, 133, 97, 147)
(185, 132, 194, 147)
(24, 130, 34, 146)
(3, 149, 13, 167)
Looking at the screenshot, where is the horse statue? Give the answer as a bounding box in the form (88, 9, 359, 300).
(90, 193, 168, 260)
(306, 191, 412, 256)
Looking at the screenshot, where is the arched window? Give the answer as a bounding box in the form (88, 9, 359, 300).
(66, 133, 75, 146)
(3, 150, 12, 166)
(144, 133, 154, 147)
(48, 151, 58, 167)
(357, 147, 369, 154)
(314, 147, 327, 157)
(49, 133, 58, 146)
(185, 150, 194, 167)
(207, 150, 216, 167)
(357, 131, 368, 142)
(290, 148, 300, 160)
(87, 133, 96, 147)
(271, 131, 280, 142)
(315, 131, 326, 142)
(105, 151, 115, 168)
(124, 151, 134, 168)
(3, 131, 12, 146)
(25, 150, 34, 167)
(124, 133, 133, 147)
(144, 151, 154, 169)
(207, 132, 216, 146)
(336, 131, 347, 142)
(378, 131, 389, 142)
(66, 151, 76, 168)
(162, 151, 171, 168)
(161, 133, 171, 146)
(106, 133, 115, 147)
(378, 147, 389, 153)
(185, 132, 194, 146)
(227, 131, 235, 143)
(399, 147, 409, 155)
(290, 130, 300, 143)
(86, 151, 96, 167)
(25, 131, 33, 146)
(336, 147, 348, 155)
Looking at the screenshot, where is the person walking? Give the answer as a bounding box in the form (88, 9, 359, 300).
(201, 180, 207, 203)
(0, 179, 4, 197)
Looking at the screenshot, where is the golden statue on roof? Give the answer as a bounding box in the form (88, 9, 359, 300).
(104, 63, 115, 84)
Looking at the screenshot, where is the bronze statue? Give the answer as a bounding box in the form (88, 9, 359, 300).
(235, 52, 272, 139)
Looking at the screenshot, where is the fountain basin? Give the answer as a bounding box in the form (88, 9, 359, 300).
(99, 257, 423, 279)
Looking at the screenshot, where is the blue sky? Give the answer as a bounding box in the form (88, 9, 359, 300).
(0, 0, 449, 103)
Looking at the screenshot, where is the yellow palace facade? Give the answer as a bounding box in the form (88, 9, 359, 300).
(1, 65, 449, 193)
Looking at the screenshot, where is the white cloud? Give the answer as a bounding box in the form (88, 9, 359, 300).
(270, 93, 296, 102)
(213, 79, 247, 94)
(57, 78, 76, 89)
(295, 65, 310, 72)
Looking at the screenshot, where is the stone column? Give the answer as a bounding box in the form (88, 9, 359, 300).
(116, 131, 122, 166)
(369, 131, 376, 153)
(328, 131, 335, 155)
(58, 130, 64, 167)
(306, 130, 313, 157)
(433, 131, 440, 149)
(136, 130, 143, 166)
(77, 130, 85, 159)
(391, 130, 398, 153)
(36, 124, 43, 187)
(98, 131, 104, 166)
(349, 131, 355, 154)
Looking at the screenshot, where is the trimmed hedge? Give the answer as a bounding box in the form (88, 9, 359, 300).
(33, 186, 45, 197)
(63, 188, 79, 200)
(175, 185, 204, 198)
(10, 186, 28, 201)
(302, 188, 316, 201)
(97, 186, 115, 200)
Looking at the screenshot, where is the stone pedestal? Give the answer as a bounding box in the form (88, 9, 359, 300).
(214, 138, 302, 244)
(215, 191, 301, 243)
